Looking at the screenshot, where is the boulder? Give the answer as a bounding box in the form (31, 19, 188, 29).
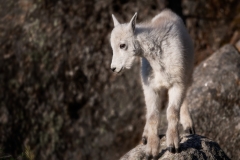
(186, 44, 240, 159)
(120, 134, 230, 160)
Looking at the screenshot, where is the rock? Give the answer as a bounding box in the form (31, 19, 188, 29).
(120, 134, 230, 160)
(186, 44, 240, 159)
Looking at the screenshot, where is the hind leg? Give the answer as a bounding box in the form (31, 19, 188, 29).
(180, 99, 195, 134)
(166, 85, 185, 153)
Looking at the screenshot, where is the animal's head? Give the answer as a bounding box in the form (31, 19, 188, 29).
(110, 13, 138, 73)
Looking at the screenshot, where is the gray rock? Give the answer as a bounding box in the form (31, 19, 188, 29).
(186, 44, 240, 159)
(120, 134, 230, 160)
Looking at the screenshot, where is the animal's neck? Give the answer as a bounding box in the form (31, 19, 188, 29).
(134, 32, 164, 72)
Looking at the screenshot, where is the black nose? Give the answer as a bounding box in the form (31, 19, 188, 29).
(111, 67, 116, 72)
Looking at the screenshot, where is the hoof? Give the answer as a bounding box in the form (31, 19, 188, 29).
(190, 127, 195, 134)
(146, 154, 153, 160)
(168, 146, 175, 153)
(185, 127, 195, 134)
(142, 137, 147, 145)
(192, 127, 196, 134)
(175, 148, 180, 153)
(158, 134, 165, 139)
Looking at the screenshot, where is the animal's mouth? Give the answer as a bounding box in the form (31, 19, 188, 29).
(116, 67, 123, 73)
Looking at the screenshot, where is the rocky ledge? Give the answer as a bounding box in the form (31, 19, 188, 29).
(120, 134, 230, 160)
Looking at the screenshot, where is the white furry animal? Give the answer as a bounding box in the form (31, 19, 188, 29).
(110, 9, 195, 158)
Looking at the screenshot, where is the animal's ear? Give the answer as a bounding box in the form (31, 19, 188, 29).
(129, 12, 137, 33)
(112, 14, 120, 27)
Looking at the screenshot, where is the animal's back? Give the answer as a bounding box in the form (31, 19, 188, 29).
(151, 9, 182, 27)
(140, 9, 194, 87)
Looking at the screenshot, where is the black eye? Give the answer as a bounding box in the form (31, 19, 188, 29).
(120, 44, 126, 49)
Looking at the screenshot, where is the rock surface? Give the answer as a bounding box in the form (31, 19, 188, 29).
(120, 134, 230, 160)
(186, 44, 240, 159)
(1, 0, 240, 159)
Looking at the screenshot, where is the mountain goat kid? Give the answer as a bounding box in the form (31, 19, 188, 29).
(110, 9, 195, 158)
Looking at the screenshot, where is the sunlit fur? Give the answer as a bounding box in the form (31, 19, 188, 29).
(110, 20, 137, 72)
(110, 9, 194, 157)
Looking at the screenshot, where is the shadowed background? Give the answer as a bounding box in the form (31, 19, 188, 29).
(0, 0, 240, 159)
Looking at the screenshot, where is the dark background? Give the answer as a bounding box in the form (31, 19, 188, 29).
(0, 0, 240, 159)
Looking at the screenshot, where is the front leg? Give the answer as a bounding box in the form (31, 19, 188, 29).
(180, 99, 195, 134)
(166, 85, 185, 153)
(142, 86, 164, 158)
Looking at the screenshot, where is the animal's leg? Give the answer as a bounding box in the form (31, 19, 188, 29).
(142, 86, 164, 158)
(142, 87, 166, 145)
(142, 122, 148, 145)
(180, 99, 195, 134)
(166, 85, 185, 153)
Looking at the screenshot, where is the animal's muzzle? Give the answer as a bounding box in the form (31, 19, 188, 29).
(111, 67, 116, 72)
